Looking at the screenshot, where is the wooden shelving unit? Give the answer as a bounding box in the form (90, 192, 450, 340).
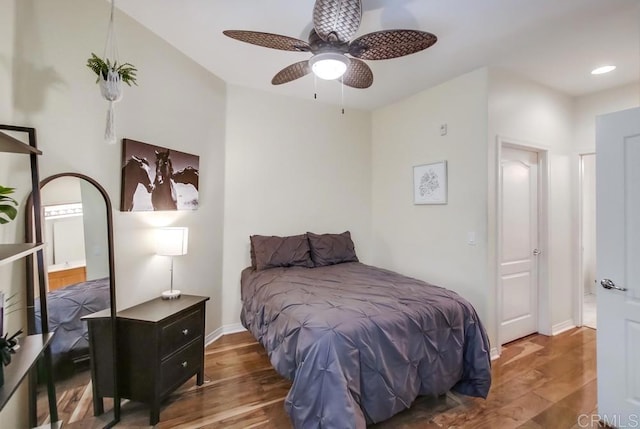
(0, 333, 54, 411)
(0, 124, 59, 427)
(0, 130, 41, 155)
(0, 244, 45, 266)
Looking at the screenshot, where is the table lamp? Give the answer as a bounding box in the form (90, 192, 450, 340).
(156, 227, 188, 300)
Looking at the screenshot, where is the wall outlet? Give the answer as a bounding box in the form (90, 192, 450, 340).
(440, 124, 448, 136)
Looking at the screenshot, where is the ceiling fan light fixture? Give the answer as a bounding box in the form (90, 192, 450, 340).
(309, 52, 350, 80)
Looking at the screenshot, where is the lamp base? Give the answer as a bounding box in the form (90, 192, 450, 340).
(161, 289, 181, 300)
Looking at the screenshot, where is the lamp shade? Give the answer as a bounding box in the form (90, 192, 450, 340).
(156, 227, 189, 256)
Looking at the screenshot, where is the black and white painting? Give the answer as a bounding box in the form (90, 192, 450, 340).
(121, 139, 199, 211)
(413, 161, 447, 205)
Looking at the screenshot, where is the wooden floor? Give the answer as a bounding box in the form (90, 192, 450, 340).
(52, 327, 599, 428)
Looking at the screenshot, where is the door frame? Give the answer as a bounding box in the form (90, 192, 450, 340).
(575, 152, 596, 327)
(495, 136, 550, 351)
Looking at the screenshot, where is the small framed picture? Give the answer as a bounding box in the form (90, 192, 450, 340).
(413, 161, 448, 205)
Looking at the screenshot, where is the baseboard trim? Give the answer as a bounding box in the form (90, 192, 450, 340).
(205, 326, 224, 346)
(205, 323, 247, 347)
(223, 322, 247, 335)
(551, 319, 576, 336)
(490, 347, 500, 361)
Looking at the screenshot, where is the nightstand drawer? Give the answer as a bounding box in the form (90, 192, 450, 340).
(160, 309, 202, 357)
(160, 339, 201, 395)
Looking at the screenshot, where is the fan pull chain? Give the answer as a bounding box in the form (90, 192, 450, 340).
(341, 76, 345, 115)
(314, 73, 318, 100)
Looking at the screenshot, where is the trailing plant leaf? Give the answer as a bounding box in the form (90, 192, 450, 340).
(0, 186, 18, 224)
(0, 329, 23, 366)
(3, 292, 21, 315)
(86, 52, 138, 86)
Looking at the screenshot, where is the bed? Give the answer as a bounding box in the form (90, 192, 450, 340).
(34, 277, 111, 367)
(241, 232, 492, 428)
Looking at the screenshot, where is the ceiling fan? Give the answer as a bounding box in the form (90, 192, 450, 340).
(223, 0, 437, 89)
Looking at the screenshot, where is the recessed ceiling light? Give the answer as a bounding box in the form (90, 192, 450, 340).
(591, 65, 616, 75)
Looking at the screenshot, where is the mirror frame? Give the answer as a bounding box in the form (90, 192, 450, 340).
(25, 172, 120, 427)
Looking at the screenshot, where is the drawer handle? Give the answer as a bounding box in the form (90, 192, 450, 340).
(182, 329, 189, 336)
(181, 361, 188, 368)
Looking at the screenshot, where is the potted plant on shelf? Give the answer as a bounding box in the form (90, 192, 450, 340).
(0, 329, 22, 387)
(0, 185, 18, 224)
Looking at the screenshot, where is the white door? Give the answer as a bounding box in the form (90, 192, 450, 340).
(500, 146, 539, 344)
(596, 107, 640, 426)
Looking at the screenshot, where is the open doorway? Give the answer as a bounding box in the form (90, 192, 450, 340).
(580, 153, 597, 329)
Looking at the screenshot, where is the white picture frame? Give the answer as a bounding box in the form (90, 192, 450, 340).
(413, 161, 448, 204)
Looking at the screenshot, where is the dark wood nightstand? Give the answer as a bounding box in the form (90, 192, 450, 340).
(83, 294, 210, 425)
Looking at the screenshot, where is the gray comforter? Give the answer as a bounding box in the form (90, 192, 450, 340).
(35, 277, 111, 366)
(241, 262, 491, 428)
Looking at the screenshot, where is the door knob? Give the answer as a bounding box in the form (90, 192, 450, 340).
(600, 278, 627, 292)
(533, 249, 541, 256)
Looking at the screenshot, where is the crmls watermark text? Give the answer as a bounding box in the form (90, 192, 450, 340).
(577, 414, 640, 428)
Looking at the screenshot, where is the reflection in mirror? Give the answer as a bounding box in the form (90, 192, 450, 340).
(28, 174, 118, 427)
(42, 177, 109, 290)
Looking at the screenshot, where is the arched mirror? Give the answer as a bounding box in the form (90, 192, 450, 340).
(26, 173, 119, 427)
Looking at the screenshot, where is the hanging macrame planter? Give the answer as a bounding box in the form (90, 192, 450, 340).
(86, 0, 137, 144)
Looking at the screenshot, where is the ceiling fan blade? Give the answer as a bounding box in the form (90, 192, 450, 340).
(223, 30, 310, 52)
(341, 58, 373, 89)
(349, 30, 437, 60)
(313, 0, 362, 42)
(272, 61, 311, 85)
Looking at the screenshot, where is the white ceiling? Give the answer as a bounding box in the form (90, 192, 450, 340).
(117, 0, 640, 111)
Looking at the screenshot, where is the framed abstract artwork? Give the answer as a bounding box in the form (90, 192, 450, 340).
(413, 161, 447, 205)
(121, 139, 200, 211)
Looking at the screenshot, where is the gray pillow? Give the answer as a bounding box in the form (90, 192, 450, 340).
(250, 234, 314, 271)
(307, 231, 359, 267)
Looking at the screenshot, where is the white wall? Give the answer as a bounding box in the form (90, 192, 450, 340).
(0, 0, 26, 249)
(573, 83, 639, 317)
(1, 0, 226, 425)
(371, 69, 491, 339)
(0, 0, 15, 121)
(222, 85, 372, 326)
(574, 82, 640, 154)
(7, 0, 226, 319)
(488, 68, 575, 337)
(371, 67, 578, 348)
